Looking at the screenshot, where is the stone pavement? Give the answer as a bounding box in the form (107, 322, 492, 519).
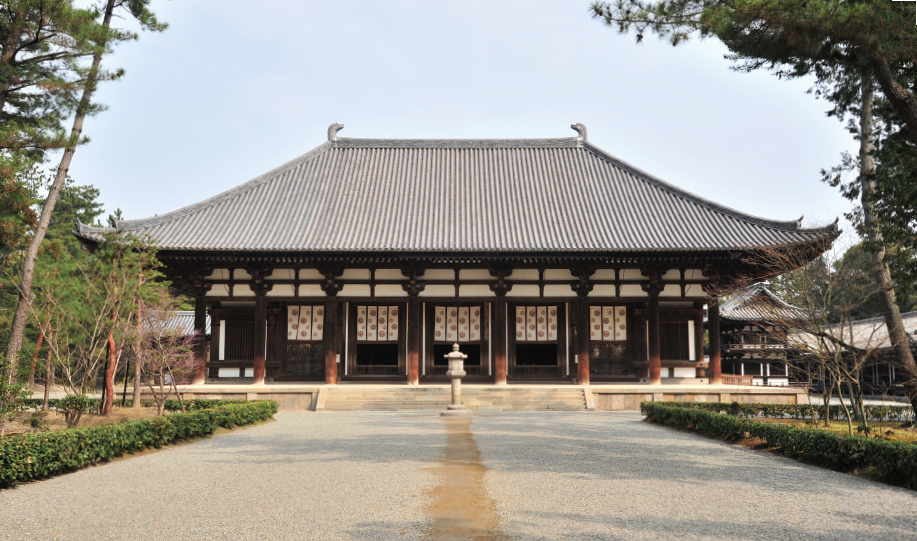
(1, 412, 916, 540)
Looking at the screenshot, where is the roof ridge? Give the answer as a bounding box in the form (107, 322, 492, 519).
(332, 137, 581, 149)
(582, 142, 837, 235)
(97, 142, 333, 232)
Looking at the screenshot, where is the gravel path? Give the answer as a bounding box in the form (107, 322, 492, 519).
(1, 412, 916, 540)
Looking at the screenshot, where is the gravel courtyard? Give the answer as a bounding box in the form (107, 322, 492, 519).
(2, 412, 916, 540)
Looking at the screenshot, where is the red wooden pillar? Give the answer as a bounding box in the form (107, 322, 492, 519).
(494, 297, 507, 384)
(708, 297, 722, 384)
(648, 294, 661, 384)
(324, 297, 338, 384)
(253, 293, 267, 385)
(192, 294, 207, 385)
(407, 295, 421, 385)
(576, 298, 590, 385)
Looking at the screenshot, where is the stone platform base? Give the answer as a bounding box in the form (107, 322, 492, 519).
(173, 383, 805, 412)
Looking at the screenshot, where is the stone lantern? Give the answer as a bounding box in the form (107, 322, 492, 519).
(441, 343, 472, 417)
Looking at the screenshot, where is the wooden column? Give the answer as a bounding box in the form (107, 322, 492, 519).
(571, 266, 595, 386)
(708, 297, 722, 384)
(493, 297, 507, 384)
(402, 269, 425, 385)
(647, 294, 661, 384)
(192, 294, 207, 384)
(253, 293, 267, 384)
(407, 295, 421, 384)
(489, 268, 512, 385)
(324, 297, 338, 384)
(576, 298, 590, 385)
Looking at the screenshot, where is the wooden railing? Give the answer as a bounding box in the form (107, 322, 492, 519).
(353, 364, 400, 375)
(721, 374, 754, 386)
(431, 364, 481, 376)
(514, 365, 559, 376)
(725, 343, 785, 350)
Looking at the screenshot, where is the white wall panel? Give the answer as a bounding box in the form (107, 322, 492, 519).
(460, 269, 491, 280)
(233, 287, 256, 297)
(340, 269, 371, 280)
(218, 368, 239, 378)
(688, 320, 696, 360)
(233, 269, 252, 280)
(270, 269, 295, 280)
(207, 284, 230, 297)
(591, 284, 617, 297)
(592, 269, 617, 280)
(511, 269, 539, 280)
(339, 284, 371, 297)
(419, 285, 455, 297)
(543, 285, 576, 297)
(662, 270, 681, 280)
(208, 269, 230, 279)
(266, 285, 295, 297)
(375, 269, 403, 280)
(619, 285, 645, 297)
(422, 269, 454, 280)
(620, 269, 645, 280)
(673, 367, 697, 378)
(459, 284, 492, 297)
(375, 285, 409, 297)
(544, 269, 575, 280)
(505, 285, 540, 297)
(299, 269, 324, 279)
(298, 284, 325, 297)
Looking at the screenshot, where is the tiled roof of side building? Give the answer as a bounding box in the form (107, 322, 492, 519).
(719, 283, 810, 321)
(74, 124, 839, 253)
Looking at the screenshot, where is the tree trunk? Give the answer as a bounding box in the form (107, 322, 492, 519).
(28, 316, 50, 388)
(868, 53, 917, 145)
(3, 0, 117, 386)
(42, 342, 52, 411)
(102, 328, 116, 415)
(133, 284, 143, 408)
(857, 78, 917, 415)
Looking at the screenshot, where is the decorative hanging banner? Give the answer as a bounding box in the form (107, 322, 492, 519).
(588, 305, 628, 342)
(356, 305, 400, 342)
(614, 306, 627, 341)
(287, 305, 323, 341)
(434, 306, 483, 343)
(469, 306, 481, 341)
(590, 307, 601, 341)
(515, 305, 559, 342)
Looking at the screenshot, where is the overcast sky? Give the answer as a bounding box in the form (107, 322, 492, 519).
(66, 0, 856, 235)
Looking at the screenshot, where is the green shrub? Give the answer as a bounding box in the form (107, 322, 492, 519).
(642, 402, 917, 489)
(0, 401, 277, 488)
(652, 401, 915, 423)
(20, 397, 249, 412)
(57, 394, 91, 428)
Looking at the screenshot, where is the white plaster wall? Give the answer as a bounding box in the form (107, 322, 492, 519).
(234, 269, 252, 280)
(421, 269, 454, 280)
(590, 284, 617, 297)
(341, 269, 371, 280)
(207, 284, 230, 297)
(418, 285, 454, 297)
(619, 284, 645, 297)
(543, 285, 576, 297)
(340, 284, 371, 296)
(218, 368, 239, 378)
(593, 269, 616, 280)
(271, 269, 295, 280)
(673, 367, 697, 378)
(299, 268, 323, 279)
(506, 285, 540, 297)
(544, 269, 575, 280)
(208, 269, 230, 279)
(659, 285, 683, 297)
(244, 368, 254, 377)
(511, 269, 539, 280)
(298, 284, 325, 297)
(662, 269, 681, 280)
(620, 269, 646, 280)
(459, 285, 492, 297)
(375, 269, 403, 280)
(233, 287, 256, 297)
(460, 269, 491, 280)
(266, 284, 295, 297)
(683, 284, 706, 297)
(375, 284, 409, 297)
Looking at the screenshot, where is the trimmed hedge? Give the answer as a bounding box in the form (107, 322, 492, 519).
(20, 398, 249, 412)
(0, 401, 277, 488)
(653, 401, 915, 423)
(642, 402, 917, 489)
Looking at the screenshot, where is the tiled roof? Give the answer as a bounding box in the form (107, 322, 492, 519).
(75, 124, 838, 254)
(816, 311, 917, 350)
(720, 284, 809, 321)
(143, 311, 211, 336)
